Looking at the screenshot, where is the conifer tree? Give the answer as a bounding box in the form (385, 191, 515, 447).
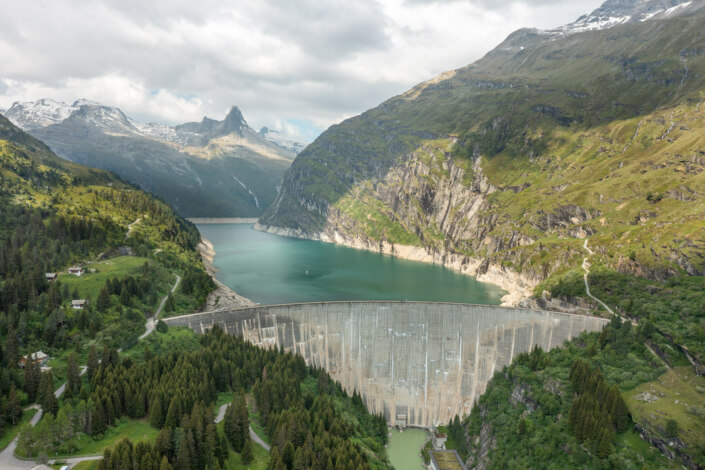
(159, 455, 173, 470)
(23, 356, 41, 402)
(97, 285, 111, 311)
(7, 383, 21, 425)
(66, 353, 81, 398)
(150, 397, 164, 429)
(87, 345, 99, 381)
(241, 439, 253, 464)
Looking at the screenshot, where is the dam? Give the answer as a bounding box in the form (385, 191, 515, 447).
(164, 301, 608, 427)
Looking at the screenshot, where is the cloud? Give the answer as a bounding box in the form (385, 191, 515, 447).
(0, 0, 603, 141)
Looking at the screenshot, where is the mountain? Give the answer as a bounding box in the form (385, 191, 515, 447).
(260, 0, 705, 287)
(259, 127, 307, 154)
(258, 1, 705, 466)
(2, 101, 296, 217)
(555, 0, 700, 34)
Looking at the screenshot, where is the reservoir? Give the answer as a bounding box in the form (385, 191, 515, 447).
(196, 223, 506, 305)
(387, 429, 428, 470)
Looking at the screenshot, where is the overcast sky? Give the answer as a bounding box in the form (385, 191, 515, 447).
(0, 0, 602, 142)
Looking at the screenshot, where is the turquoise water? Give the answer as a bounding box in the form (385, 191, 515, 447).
(196, 223, 506, 305)
(387, 429, 428, 470)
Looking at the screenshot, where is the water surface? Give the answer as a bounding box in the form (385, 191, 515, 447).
(196, 223, 505, 305)
(387, 429, 428, 470)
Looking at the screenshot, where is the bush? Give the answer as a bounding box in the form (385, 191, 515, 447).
(156, 320, 168, 333)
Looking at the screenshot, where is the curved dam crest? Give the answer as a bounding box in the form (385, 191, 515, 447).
(164, 302, 608, 427)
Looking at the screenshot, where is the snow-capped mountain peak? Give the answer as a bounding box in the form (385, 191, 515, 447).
(258, 127, 307, 155)
(3, 98, 78, 130)
(554, 0, 700, 35)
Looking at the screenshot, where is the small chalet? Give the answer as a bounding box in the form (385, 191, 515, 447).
(433, 430, 448, 449)
(72, 299, 89, 310)
(68, 265, 84, 276)
(18, 351, 49, 368)
(45, 273, 58, 281)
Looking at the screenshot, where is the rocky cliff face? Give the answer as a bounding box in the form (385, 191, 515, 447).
(260, 1, 705, 297)
(259, 140, 604, 305)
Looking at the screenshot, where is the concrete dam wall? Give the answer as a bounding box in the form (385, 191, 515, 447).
(164, 302, 608, 427)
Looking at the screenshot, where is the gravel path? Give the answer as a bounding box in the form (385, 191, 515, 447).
(214, 404, 271, 452)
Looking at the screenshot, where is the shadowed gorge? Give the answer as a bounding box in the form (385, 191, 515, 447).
(164, 302, 608, 427)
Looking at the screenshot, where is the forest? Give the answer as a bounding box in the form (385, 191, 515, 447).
(17, 327, 390, 469)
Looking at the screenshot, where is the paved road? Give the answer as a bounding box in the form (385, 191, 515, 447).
(214, 404, 271, 452)
(139, 274, 181, 341)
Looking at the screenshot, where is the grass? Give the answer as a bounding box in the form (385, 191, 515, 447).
(0, 408, 37, 451)
(246, 401, 270, 446)
(624, 366, 705, 450)
(68, 461, 98, 470)
(44, 418, 158, 458)
(216, 391, 235, 408)
(217, 420, 269, 470)
(58, 256, 151, 302)
(123, 326, 201, 360)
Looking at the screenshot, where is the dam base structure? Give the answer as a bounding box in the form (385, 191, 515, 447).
(164, 301, 608, 427)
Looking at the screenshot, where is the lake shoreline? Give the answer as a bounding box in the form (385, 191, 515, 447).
(197, 237, 256, 310)
(254, 223, 535, 307)
(188, 217, 259, 224)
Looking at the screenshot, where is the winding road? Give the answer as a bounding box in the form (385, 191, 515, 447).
(139, 274, 181, 341)
(214, 404, 271, 452)
(0, 274, 181, 469)
(582, 240, 668, 367)
(581, 239, 616, 316)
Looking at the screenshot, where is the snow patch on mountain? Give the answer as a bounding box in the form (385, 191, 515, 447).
(258, 127, 306, 155)
(4, 99, 78, 130)
(552, 0, 700, 35)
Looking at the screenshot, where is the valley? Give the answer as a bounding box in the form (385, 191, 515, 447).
(1, 0, 705, 469)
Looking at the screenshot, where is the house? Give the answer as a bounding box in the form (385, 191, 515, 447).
(433, 430, 448, 449)
(18, 351, 49, 368)
(72, 299, 89, 310)
(45, 273, 57, 281)
(68, 265, 84, 276)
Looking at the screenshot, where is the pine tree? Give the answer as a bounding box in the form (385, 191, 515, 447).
(97, 285, 111, 311)
(159, 456, 173, 470)
(87, 345, 99, 381)
(235, 394, 249, 451)
(164, 398, 180, 429)
(92, 400, 107, 436)
(7, 383, 21, 425)
(150, 396, 164, 429)
(66, 353, 81, 398)
(120, 284, 130, 306)
(40, 371, 58, 416)
(23, 357, 41, 402)
(4, 325, 19, 368)
(241, 439, 253, 464)
(224, 402, 238, 449)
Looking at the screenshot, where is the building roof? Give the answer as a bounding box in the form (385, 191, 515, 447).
(72, 299, 88, 305)
(69, 265, 83, 270)
(23, 351, 48, 361)
(430, 450, 466, 470)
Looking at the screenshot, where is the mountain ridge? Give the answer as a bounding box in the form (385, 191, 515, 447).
(260, 0, 705, 290)
(3, 100, 303, 217)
